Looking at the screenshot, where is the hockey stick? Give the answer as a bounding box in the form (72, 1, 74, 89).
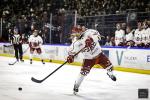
(31, 47, 85, 83)
(8, 60, 18, 65)
(3, 44, 13, 47)
(8, 46, 29, 65)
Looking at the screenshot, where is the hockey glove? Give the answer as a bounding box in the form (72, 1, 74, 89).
(85, 37, 94, 48)
(67, 55, 74, 63)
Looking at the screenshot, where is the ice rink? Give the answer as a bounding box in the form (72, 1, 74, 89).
(0, 56, 150, 100)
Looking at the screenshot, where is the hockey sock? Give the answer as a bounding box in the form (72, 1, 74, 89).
(106, 66, 117, 81)
(29, 53, 33, 60)
(106, 65, 113, 76)
(107, 69, 113, 76)
(74, 74, 85, 89)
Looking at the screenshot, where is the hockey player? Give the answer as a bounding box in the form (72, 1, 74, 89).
(124, 26, 135, 47)
(67, 29, 117, 94)
(142, 21, 150, 48)
(70, 25, 86, 43)
(10, 27, 24, 62)
(134, 22, 143, 47)
(28, 29, 45, 64)
(115, 23, 125, 46)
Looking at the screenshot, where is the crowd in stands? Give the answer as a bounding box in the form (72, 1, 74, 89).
(105, 20, 150, 48)
(67, 0, 149, 16)
(0, 0, 149, 46)
(1, 0, 149, 17)
(72, 20, 150, 48)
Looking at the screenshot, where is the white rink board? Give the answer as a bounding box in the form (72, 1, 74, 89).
(107, 48, 150, 70)
(0, 43, 150, 70)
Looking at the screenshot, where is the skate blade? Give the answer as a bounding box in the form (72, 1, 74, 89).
(73, 91, 78, 95)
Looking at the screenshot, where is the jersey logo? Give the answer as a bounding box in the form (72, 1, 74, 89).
(82, 42, 96, 52)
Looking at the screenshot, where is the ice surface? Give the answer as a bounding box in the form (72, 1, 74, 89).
(0, 56, 150, 100)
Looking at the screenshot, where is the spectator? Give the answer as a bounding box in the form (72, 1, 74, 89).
(0, 0, 149, 44)
(134, 22, 143, 47)
(124, 26, 135, 47)
(105, 36, 115, 46)
(142, 21, 150, 48)
(114, 23, 125, 46)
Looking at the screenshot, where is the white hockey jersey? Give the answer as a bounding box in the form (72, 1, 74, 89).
(125, 30, 134, 42)
(115, 29, 125, 46)
(142, 28, 150, 43)
(134, 29, 142, 45)
(68, 29, 102, 59)
(28, 35, 43, 48)
(146, 28, 150, 43)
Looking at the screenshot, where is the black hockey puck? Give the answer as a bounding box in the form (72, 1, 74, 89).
(18, 87, 22, 91)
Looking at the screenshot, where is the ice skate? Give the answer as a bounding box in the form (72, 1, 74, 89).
(73, 84, 79, 95)
(16, 59, 19, 62)
(107, 72, 117, 81)
(41, 60, 45, 64)
(20, 59, 24, 62)
(30, 59, 32, 64)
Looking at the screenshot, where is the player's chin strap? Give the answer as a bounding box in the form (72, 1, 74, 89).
(31, 47, 85, 83)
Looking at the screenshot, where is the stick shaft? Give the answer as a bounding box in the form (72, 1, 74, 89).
(31, 47, 85, 83)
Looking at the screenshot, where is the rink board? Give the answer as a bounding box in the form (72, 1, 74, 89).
(0, 43, 150, 74)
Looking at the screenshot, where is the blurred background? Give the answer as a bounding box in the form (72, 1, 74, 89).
(0, 0, 149, 46)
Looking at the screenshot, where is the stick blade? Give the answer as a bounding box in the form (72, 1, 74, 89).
(8, 63, 14, 65)
(31, 77, 43, 83)
(8, 63, 15, 65)
(8, 61, 17, 65)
